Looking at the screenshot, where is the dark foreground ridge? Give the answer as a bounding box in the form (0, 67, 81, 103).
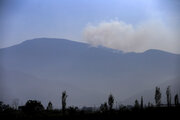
(0, 104, 180, 120)
(1, 86, 180, 120)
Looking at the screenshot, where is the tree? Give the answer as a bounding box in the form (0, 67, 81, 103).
(62, 91, 68, 114)
(140, 96, 143, 109)
(148, 102, 151, 108)
(174, 94, 179, 106)
(108, 94, 114, 110)
(0, 101, 12, 111)
(100, 102, 108, 112)
(134, 99, 140, 108)
(155, 87, 161, 106)
(22, 100, 44, 112)
(47, 101, 53, 110)
(166, 86, 171, 107)
(68, 106, 78, 115)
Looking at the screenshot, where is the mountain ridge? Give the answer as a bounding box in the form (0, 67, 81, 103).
(0, 38, 179, 107)
(1, 38, 179, 55)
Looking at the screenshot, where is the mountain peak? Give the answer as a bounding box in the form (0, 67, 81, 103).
(143, 49, 178, 55)
(0, 37, 179, 107)
(1, 38, 178, 56)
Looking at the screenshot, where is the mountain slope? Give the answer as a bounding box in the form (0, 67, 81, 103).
(0, 38, 179, 107)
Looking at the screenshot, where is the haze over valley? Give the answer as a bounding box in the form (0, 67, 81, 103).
(0, 38, 179, 108)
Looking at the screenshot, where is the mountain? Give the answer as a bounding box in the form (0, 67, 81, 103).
(0, 38, 179, 108)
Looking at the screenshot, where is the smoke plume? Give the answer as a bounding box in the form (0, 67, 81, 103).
(83, 20, 179, 53)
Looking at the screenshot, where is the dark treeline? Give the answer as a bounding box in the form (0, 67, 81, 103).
(0, 86, 180, 119)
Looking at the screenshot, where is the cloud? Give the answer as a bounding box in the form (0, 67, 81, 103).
(83, 20, 179, 53)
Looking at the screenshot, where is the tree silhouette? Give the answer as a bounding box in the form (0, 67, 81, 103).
(62, 91, 68, 114)
(47, 101, 53, 110)
(67, 106, 78, 115)
(166, 86, 171, 107)
(148, 102, 151, 107)
(155, 87, 161, 106)
(140, 96, 143, 109)
(108, 94, 114, 110)
(22, 100, 44, 112)
(100, 102, 108, 112)
(134, 99, 140, 108)
(174, 94, 179, 106)
(0, 101, 11, 111)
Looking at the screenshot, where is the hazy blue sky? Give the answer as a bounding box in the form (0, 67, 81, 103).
(0, 0, 180, 53)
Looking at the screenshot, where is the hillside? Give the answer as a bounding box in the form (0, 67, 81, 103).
(0, 38, 179, 107)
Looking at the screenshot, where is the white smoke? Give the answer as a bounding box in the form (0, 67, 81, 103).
(83, 20, 179, 53)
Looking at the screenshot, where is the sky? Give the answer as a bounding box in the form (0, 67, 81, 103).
(0, 0, 180, 53)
